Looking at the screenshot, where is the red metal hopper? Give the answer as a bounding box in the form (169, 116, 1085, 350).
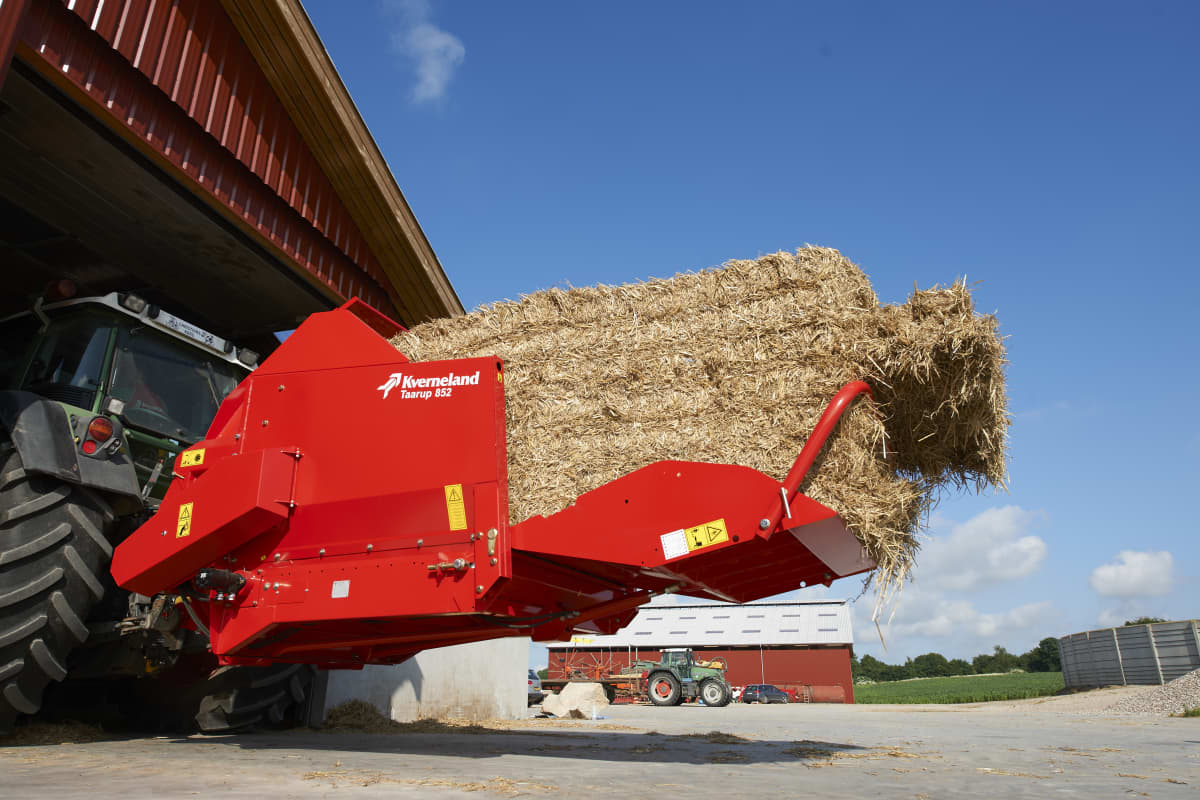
(111, 300, 876, 668)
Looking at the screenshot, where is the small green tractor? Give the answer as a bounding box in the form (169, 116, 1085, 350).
(637, 648, 732, 707)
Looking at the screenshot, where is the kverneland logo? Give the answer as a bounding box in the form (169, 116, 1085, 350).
(378, 370, 480, 399)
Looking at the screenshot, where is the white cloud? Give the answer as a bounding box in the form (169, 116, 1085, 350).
(650, 506, 1056, 659)
(893, 599, 978, 638)
(852, 585, 1049, 651)
(973, 602, 1052, 638)
(919, 506, 1048, 591)
(844, 506, 1053, 658)
(386, 0, 465, 103)
(776, 584, 833, 602)
(1089, 551, 1174, 598)
(647, 593, 710, 607)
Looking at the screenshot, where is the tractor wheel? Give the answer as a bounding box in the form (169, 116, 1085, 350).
(700, 678, 731, 707)
(647, 672, 681, 706)
(0, 442, 114, 734)
(194, 663, 316, 733)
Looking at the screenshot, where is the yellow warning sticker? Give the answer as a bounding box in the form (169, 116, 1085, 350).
(176, 502, 194, 538)
(444, 484, 467, 531)
(179, 449, 205, 467)
(685, 518, 729, 552)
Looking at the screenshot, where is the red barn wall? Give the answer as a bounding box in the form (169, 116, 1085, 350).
(549, 646, 855, 703)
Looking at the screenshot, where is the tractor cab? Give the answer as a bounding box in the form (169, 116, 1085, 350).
(0, 290, 253, 507)
(660, 648, 696, 673)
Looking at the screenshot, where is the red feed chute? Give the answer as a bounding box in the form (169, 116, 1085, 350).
(111, 301, 876, 668)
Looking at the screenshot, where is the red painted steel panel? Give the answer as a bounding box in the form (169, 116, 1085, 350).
(550, 646, 856, 703)
(171, 3, 205, 110)
(72, 0, 99, 24)
(113, 1, 148, 61)
(17, 0, 396, 313)
(111, 304, 512, 663)
(0, 0, 32, 92)
(93, 0, 121, 41)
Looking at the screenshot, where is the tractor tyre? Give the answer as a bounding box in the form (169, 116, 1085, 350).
(647, 672, 681, 707)
(194, 663, 316, 733)
(0, 441, 114, 734)
(700, 678, 731, 707)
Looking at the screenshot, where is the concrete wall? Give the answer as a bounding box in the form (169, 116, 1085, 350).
(1060, 620, 1200, 689)
(323, 638, 528, 722)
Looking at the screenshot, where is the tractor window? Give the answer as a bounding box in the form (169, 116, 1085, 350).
(0, 314, 40, 389)
(20, 310, 114, 410)
(109, 326, 241, 442)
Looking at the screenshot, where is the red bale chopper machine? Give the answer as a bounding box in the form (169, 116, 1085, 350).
(4, 299, 877, 732)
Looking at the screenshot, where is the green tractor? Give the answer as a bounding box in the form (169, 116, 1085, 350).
(0, 289, 314, 734)
(637, 648, 732, 707)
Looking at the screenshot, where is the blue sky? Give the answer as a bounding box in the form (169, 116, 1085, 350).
(304, 1, 1198, 663)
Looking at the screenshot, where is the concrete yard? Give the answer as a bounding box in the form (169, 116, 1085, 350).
(2, 694, 1196, 799)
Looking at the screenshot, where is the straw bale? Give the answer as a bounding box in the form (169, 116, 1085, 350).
(393, 248, 1008, 592)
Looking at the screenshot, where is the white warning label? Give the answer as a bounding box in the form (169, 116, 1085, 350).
(660, 529, 689, 560)
(331, 580, 350, 599)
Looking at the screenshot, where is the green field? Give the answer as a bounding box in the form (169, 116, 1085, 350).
(853, 672, 1065, 704)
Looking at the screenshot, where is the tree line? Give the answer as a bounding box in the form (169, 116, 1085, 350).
(851, 637, 1062, 682)
(849, 618, 1171, 683)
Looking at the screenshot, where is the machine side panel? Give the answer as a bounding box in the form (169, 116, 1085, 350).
(201, 354, 510, 662)
(111, 448, 294, 594)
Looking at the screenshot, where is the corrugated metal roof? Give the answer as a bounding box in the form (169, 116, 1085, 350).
(556, 601, 854, 648)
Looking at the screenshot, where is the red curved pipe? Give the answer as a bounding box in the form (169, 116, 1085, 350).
(774, 380, 875, 524)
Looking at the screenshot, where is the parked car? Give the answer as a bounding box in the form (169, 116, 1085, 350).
(528, 670, 545, 706)
(741, 684, 789, 704)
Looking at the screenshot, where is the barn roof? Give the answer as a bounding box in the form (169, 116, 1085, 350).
(221, 0, 463, 324)
(552, 601, 855, 648)
(0, 0, 461, 349)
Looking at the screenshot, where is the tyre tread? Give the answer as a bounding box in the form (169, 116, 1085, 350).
(0, 485, 69, 524)
(0, 445, 114, 732)
(194, 664, 316, 733)
(0, 567, 64, 609)
(0, 523, 71, 567)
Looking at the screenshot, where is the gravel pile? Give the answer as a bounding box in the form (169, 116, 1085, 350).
(1106, 668, 1200, 716)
